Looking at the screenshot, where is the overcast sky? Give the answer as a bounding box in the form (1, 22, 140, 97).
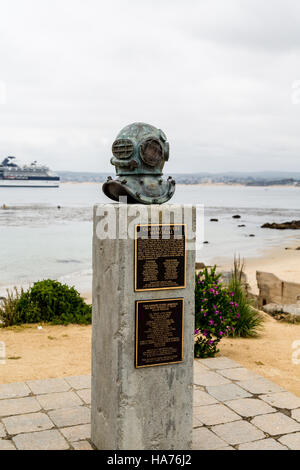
(0, 0, 300, 173)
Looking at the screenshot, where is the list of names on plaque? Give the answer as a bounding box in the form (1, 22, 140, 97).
(135, 224, 186, 291)
(135, 298, 184, 368)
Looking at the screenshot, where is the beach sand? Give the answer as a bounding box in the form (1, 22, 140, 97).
(213, 241, 300, 295)
(0, 324, 91, 384)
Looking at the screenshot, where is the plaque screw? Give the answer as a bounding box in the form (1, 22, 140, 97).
(159, 179, 163, 185)
(121, 179, 127, 185)
(140, 180, 144, 185)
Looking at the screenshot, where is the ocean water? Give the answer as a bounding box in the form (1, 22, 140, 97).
(0, 183, 299, 295)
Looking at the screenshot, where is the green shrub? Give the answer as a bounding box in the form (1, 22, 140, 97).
(228, 258, 263, 338)
(195, 267, 239, 358)
(0, 280, 92, 326)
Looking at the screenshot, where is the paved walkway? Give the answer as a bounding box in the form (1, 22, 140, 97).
(0, 357, 300, 450)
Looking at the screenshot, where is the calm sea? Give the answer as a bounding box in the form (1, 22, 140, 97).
(0, 183, 299, 295)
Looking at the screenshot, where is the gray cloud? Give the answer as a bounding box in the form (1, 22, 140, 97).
(0, 0, 299, 173)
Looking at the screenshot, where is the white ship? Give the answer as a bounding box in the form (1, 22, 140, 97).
(0, 157, 60, 187)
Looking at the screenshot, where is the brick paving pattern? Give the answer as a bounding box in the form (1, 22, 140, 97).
(0, 358, 300, 449)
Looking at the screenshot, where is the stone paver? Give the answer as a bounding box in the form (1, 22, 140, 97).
(72, 440, 93, 450)
(194, 370, 230, 387)
(3, 412, 54, 435)
(219, 367, 260, 382)
(1, 357, 300, 450)
(212, 420, 265, 445)
(0, 397, 41, 417)
(226, 398, 275, 417)
(60, 424, 90, 442)
(194, 361, 209, 373)
(26, 378, 70, 395)
(199, 357, 241, 370)
(207, 383, 252, 402)
(291, 409, 300, 422)
(0, 439, 16, 450)
(279, 432, 300, 450)
(36, 391, 83, 410)
(192, 427, 227, 450)
(260, 392, 300, 410)
(0, 423, 6, 438)
(193, 415, 203, 427)
(238, 378, 284, 395)
(13, 429, 69, 450)
(48, 406, 91, 428)
(64, 375, 91, 390)
(252, 412, 300, 436)
(194, 404, 240, 426)
(0, 382, 30, 400)
(193, 389, 219, 407)
(239, 438, 288, 450)
(76, 389, 91, 405)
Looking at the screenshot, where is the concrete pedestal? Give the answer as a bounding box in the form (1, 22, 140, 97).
(91, 204, 196, 450)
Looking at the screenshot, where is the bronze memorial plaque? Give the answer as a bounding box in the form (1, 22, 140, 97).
(135, 298, 184, 368)
(134, 224, 186, 291)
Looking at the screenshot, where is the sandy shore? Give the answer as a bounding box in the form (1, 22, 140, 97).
(212, 239, 300, 294)
(0, 324, 91, 384)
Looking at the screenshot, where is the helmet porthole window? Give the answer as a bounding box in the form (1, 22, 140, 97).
(140, 138, 163, 167)
(112, 139, 134, 159)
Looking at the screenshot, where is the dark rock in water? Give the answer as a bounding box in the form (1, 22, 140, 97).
(195, 262, 206, 270)
(232, 215, 241, 219)
(238, 224, 246, 227)
(262, 220, 300, 230)
(296, 247, 300, 250)
(210, 218, 219, 222)
(249, 234, 255, 237)
(203, 241, 209, 244)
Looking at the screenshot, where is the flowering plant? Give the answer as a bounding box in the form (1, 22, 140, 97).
(195, 266, 239, 358)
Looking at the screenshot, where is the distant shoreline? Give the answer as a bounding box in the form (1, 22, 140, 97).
(60, 181, 300, 189)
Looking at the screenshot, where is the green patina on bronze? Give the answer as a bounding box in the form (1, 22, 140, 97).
(102, 122, 176, 204)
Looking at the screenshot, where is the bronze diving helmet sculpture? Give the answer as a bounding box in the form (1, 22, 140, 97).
(102, 122, 176, 204)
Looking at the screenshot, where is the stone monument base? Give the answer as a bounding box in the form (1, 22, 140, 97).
(91, 204, 195, 450)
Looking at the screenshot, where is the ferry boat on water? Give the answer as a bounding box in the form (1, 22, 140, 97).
(0, 156, 60, 187)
